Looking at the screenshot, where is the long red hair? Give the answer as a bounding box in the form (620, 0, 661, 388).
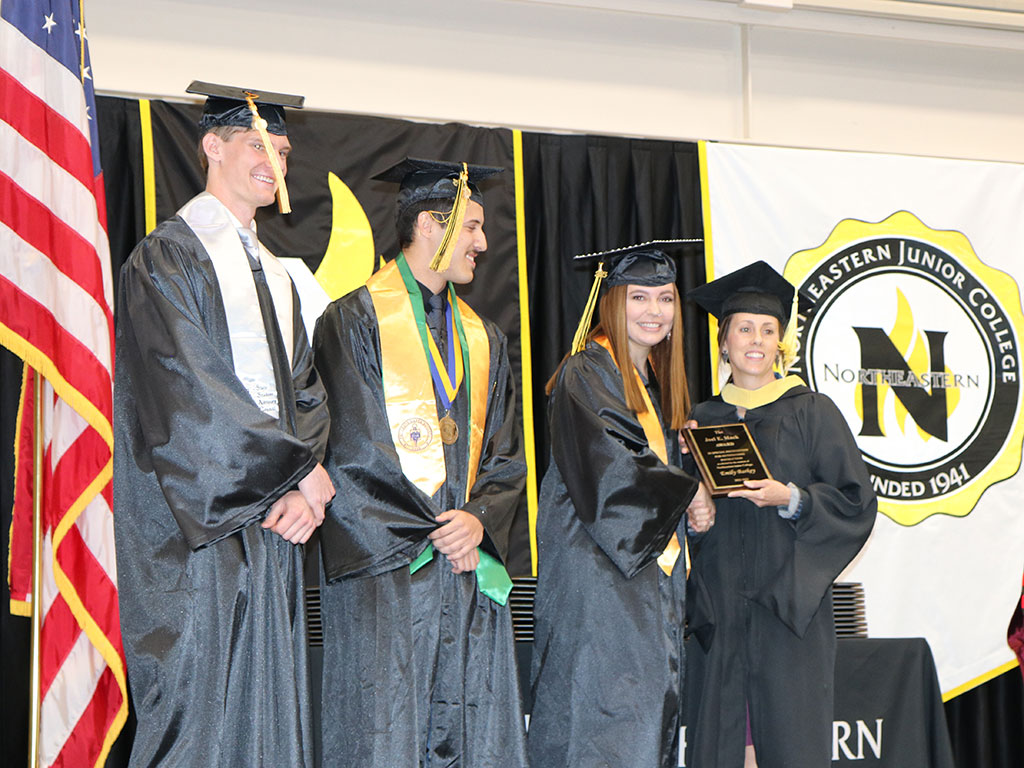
(547, 283, 691, 429)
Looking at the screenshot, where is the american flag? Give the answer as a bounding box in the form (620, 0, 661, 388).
(1, 1, 126, 767)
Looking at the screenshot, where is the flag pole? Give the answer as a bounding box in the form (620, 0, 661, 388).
(28, 368, 44, 768)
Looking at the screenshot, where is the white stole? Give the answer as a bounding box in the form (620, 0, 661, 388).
(178, 192, 294, 419)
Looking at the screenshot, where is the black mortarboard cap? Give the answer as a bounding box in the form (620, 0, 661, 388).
(373, 158, 504, 213)
(187, 80, 304, 136)
(688, 260, 811, 324)
(573, 240, 701, 287)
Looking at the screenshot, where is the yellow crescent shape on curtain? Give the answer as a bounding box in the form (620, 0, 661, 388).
(315, 171, 377, 300)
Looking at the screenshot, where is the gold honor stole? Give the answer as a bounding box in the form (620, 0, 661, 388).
(367, 256, 513, 605)
(594, 336, 683, 576)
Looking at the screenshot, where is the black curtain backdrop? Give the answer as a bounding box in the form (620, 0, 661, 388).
(1, 101, 1021, 767)
(1, 346, 30, 768)
(521, 132, 709, 470)
(96, 98, 521, 335)
(946, 669, 1024, 767)
(96, 97, 147, 286)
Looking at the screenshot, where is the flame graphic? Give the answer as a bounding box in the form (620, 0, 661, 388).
(854, 288, 961, 440)
(314, 172, 379, 300)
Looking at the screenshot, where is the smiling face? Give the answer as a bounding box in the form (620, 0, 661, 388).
(203, 128, 291, 223)
(430, 200, 488, 286)
(721, 311, 781, 390)
(624, 282, 676, 365)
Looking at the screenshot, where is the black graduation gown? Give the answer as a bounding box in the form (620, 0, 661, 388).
(113, 218, 329, 768)
(528, 342, 700, 768)
(312, 285, 528, 768)
(684, 385, 877, 768)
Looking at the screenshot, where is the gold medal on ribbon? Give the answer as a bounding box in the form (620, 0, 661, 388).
(439, 414, 459, 445)
(368, 256, 489, 499)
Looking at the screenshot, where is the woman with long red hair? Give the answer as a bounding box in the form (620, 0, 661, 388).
(528, 243, 713, 768)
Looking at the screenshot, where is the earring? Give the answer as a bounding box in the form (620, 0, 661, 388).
(722, 349, 730, 363)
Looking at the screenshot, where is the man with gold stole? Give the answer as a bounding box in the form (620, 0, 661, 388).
(313, 158, 528, 767)
(114, 83, 334, 767)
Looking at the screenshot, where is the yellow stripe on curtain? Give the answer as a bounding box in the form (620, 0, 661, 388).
(139, 99, 157, 235)
(513, 129, 540, 577)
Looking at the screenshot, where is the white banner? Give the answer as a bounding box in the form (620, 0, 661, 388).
(701, 141, 1024, 697)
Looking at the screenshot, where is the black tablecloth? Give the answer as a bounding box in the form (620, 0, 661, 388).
(676, 636, 955, 766)
(832, 637, 955, 767)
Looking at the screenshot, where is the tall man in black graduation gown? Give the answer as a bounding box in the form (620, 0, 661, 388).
(314, 159, 528, 767)
(113, 83, 334, 767)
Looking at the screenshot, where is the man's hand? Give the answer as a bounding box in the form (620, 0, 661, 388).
(428, 509, 484, 561)
(678, 419, 698, 454)
(728, 478, 790, 508)
(262, 490, 318, 544)
(298, 463, 335, 524)
(686, 482, 716, 533)
(448, 548, 481, 575)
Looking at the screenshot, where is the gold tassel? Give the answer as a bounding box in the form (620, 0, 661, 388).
(571, 262, 608, 355)
(244, 93, 291, 215)
(778, 288, 801, 373)
(429, 163, 471, 272)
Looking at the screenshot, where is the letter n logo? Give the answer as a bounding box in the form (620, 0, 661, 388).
(853, 327, 948, 441)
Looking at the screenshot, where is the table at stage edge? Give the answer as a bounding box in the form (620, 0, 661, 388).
(831, 637, 955, 767)
(678, 636, 955, 767)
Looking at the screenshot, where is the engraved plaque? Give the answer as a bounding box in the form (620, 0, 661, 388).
(682, 423, 772, 497)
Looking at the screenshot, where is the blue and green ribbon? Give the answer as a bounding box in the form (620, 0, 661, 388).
(397, 254, 512, 606)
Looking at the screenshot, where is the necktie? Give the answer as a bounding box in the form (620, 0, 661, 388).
(426, 291, 447, 360)
(238, 226, 260, 261)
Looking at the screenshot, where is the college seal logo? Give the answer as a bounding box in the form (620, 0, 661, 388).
(785, 211, 1024, 524)
(397, 417, 433, 452)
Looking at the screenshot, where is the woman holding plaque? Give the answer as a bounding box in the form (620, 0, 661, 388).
(684, 261, 877, 768)
(528, 243, 714, 768)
